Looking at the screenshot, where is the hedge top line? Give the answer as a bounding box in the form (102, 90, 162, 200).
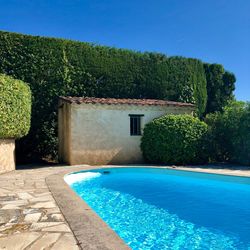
(59, 96, 195, 108)
(0, 30, 205, 61)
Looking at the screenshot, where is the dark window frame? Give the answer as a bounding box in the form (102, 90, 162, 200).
(129, 114, 144, 136)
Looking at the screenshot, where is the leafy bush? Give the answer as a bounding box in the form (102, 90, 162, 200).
(141, 114, 208, 165)
(205, 101, 250, 165)
(0, 74, 31, 139)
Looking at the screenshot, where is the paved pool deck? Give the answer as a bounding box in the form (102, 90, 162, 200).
(0, 164, 249, 250)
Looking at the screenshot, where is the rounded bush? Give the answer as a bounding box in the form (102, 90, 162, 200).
(141, 114, 208, 165)
(0, 74, 31, 139)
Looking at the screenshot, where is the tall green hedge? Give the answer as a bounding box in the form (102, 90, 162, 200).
(0, 30, 230, 161)
(0, 74, 31, 139)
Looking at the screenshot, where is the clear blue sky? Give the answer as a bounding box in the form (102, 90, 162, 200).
(0, 0, 249, 101)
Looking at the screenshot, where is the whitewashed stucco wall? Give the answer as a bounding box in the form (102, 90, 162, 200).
(58, 102, 194, 165)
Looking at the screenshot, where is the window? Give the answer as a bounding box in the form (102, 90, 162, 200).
(129, 114, 144, 136)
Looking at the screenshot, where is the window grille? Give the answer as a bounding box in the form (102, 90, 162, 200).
(129, 114, 144, 136)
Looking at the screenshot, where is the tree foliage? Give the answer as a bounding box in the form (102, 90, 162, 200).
(204, 63, 236, 114)
(205, 101, 250, 165)
(141, 115, 208, 165)
(0, 74, 31, 139)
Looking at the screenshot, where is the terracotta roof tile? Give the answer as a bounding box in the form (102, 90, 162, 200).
(59, 96, 195, 108)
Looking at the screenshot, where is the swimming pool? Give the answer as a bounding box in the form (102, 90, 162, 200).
(65, 167, 250, 249)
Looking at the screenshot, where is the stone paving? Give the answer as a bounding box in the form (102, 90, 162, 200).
(0, 165, 81, 250)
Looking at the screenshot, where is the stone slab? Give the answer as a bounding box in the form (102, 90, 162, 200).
(31, 201, 56, 209)
(24, 213, 41, 223)
(41, 223, 71, 232)
(29, 232, 61, 250)
(30, 222, 63, 231)
(0, 232, 40, 250)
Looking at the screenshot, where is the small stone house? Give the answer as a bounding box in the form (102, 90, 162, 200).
(58, 97, 195, 165)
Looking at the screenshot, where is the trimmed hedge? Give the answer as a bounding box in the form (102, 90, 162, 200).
(205, 101, 250, 165)
(0, 31, 209, 161)
(141, 115, 208, 165)
(0, 30, 233, 161)
(0, 74, 31, 139)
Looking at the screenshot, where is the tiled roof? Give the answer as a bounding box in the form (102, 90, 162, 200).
(59, 96, 195, 108)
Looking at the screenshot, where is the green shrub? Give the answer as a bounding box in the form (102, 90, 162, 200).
(141, 114, 208, 165)
(0, 74, 31, 139)
(205, 101, 250, 165)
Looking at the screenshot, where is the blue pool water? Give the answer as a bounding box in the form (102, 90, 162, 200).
(65, 167, 250, 249)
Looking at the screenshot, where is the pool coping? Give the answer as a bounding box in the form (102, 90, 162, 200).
(46, 165, 130, 250)
(46, 165, 250, 250)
